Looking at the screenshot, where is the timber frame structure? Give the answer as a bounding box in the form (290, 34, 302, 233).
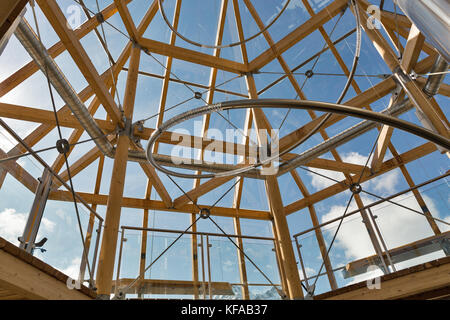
(0, 0, 449, 300)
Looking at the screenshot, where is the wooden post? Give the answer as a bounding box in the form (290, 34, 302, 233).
(265, 176, 303, 299)
(95, 46, 141, 297)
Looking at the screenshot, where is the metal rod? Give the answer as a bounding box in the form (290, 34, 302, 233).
(115, 230, 126, 297)
(367, 207, 397, 273)
(294, 237, 310, 291)
(121, 226, 275, 241)
(206, 235, 212, 299)
(91, 219, 102, 283)
(0, 118, 102, 220)
(199, 235, 206, 300)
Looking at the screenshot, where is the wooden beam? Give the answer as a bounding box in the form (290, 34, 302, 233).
(0, 148, 38, 192)
(291, 170, 337, 290)
(0, 237, 93, 300)
(0, 0, 27, 41)
(113, 0, 139, 40)
(48, 190, 271, 220)
(265, 176, 303, 299)
(96, 46, 141, 296)
(36, 0, 123, 124)
(401, 25, 425, 73)
(0, 1, 130, 98)
(245, 74, 303, 299)
(139, 38, 248, 74)
(113, 278, 234, 296)
(356, 1, 449, 139)
(173, 176, 234, 208)
(316, 256, 450, 300)
(139, 162, 172, 208)
(190, 213, 199, 299)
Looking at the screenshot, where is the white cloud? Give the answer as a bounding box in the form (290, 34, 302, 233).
(58, 257, 81, 280)
(0, 208, 26, 244)
(306, 151, 399, 195)
(0, 208, 56, 245)
(299, 266, 316, 281)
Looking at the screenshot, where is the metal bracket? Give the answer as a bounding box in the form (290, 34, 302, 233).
(199, 208, 211, 219)
(118, 117, 133, 137)
(130, 120, 144, 144)
(95, 12, 105, 24)
(393, 66, 412, 85)
(241, 70, 259, 77)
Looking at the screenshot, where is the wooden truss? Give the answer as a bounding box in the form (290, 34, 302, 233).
(0, 0, 448, 299)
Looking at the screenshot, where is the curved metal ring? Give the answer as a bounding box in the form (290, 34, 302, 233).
(158, 0, 291, 49)
(146, 99, 450, 179)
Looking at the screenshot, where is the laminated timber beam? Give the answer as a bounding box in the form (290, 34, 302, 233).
(356, 1, 449, 139)
(0, 237, 94, 300)
(139, 37, 248, 74)
(246, 75, 303, 299)
(36, 0, 123, 125)
(0, 0, 27, 42)
(112, 279, 234, 296)
(47, 190, 271, 220)
(113, 0, 139, 41)
(370, 24, 425, 172)
(96, 46, 141, 296)
(0, 148, 38, 193)
(0, 0, 131, 97)
(316, 256, 450, 300)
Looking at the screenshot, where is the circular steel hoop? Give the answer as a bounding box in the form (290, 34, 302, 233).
(146, 99, 450, 179)
(157, 0, 291, 49)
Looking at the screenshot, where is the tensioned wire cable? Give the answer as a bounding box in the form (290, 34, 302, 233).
(141, 48, 256, 145)
(275, 0, 362, 164)
(119, 174, 285, 298)
(0, 131, 115, 165)
(157, 0, 292, 50)
(73, 0, 123, 110)
(137, 74, 243, 123)
(95, 0, 123, 111)
(308, 123, 384, 295)
(65, 2, 272, 294)
(277, 3, 347, 132)
(297, 166, 450, 227)
(71, 0, 258, 147)
(392, 0, 402, 59)
(78, 0, 115, 65)
(30, 2, 95, 288)
(259, 71, 388, 78)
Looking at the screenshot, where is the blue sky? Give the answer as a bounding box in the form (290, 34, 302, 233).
(0, 0, 449, 298)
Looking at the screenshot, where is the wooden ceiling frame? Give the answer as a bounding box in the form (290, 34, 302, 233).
(0, 0, 446, 218)
(0, 0, 448, 297)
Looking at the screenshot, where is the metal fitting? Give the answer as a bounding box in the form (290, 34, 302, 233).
(199, 208, 211, 219)
(349, 183, 362, 194)
(56, 139, 70, 154)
